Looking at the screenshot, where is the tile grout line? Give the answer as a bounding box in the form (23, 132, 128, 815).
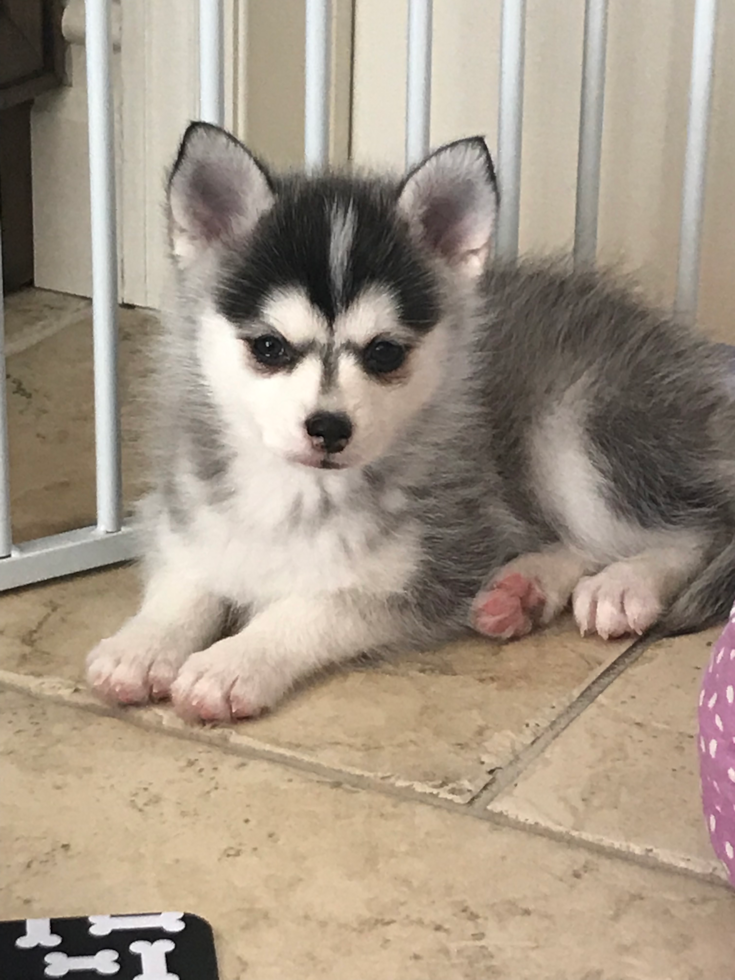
(1, 662, 728, 891)
(482, 808, 728, 890)
(466, 633, 654, 812)
(0, 669, 485, 815)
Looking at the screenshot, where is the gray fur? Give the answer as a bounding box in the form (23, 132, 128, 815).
(395, 259, 735, 641)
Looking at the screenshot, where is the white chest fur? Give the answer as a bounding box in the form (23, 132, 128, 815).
(163, 454, 418, 608)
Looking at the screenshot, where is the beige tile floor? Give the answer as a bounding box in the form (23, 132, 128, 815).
(1, 289, 734, 979)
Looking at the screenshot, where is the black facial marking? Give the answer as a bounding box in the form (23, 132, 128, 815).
(217, 176, 441, 333)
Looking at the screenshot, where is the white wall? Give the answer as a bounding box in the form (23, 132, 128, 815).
(352, 0, 735, 342)
(31, 36, 120, 300)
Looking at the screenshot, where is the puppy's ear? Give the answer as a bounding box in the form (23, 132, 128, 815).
(397, 137, 498, 278)
(167, 122, 275, 266)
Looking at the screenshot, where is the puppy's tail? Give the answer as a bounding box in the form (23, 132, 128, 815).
(656, 536, 735, 638)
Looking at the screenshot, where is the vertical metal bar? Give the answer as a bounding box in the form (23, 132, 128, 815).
(574, 0, 608, 268)
(676, 0, 718, 321)
(405, 0, 433, 168)
(305, 0, 332, 169)
(199, 0, 225, 126)
(496, 0, 526, 261)
(0, 223, 11, 558)
(85, 0, 122, 534)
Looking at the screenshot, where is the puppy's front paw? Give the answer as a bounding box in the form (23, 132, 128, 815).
(86, 633, 190, 705)
(170, 646, 282, 724)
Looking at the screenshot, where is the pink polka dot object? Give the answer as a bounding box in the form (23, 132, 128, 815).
(699, 604, 735, 884)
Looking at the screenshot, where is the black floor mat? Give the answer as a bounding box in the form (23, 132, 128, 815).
(0, 912, 219, 978)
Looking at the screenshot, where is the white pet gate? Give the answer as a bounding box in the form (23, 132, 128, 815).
(0, 0, 719, 591)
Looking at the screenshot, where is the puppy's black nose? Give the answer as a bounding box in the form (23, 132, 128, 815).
(305, 412, 353, 454)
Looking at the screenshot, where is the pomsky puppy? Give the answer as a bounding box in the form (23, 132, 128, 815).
(87, 123, 735, 722)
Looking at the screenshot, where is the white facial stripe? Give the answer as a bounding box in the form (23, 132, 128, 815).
(333, 287, 402, 345)
(329, 202, 356, 304)
(260, 289, 329, 345)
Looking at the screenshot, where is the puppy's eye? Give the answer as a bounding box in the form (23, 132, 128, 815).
(249, 334, 294, 368)
(363, 339, 408, 375)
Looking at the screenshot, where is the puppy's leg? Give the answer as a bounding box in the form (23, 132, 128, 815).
(87, 563, 225, 704)
(170, 592, 397, 723)
(472, 544, 598, 639)
(572, 536, 708, 639)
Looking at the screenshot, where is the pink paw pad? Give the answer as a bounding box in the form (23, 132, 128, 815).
(472, 572, 546, 640)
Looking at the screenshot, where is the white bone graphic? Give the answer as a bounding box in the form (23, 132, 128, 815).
(88, 912, 185, 937)
(44, 949, 120, 976)
(129, 939, 179, 980)
(15, 918, 62, 949)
